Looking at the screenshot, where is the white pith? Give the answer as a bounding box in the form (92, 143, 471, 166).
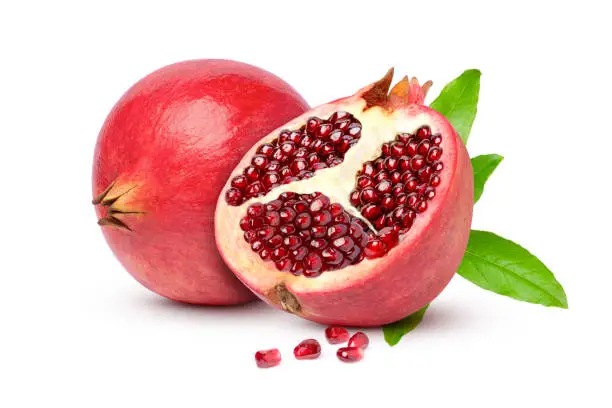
(215, 92, 457, 294)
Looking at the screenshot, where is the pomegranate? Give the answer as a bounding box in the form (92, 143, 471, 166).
(92, 59, 309, 305)
(215, 69, 473, 325)
(255, 349, 282, 368)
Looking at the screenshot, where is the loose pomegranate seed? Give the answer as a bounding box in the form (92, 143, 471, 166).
(255, 349, 281, 368)
(325, 326, 350, 344)
(348, 332, 369, 349)
(337, 347, 364, 363)
(294, 339, 322, 360)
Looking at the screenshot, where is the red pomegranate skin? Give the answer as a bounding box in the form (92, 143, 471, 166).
(92, 59, 309, 305)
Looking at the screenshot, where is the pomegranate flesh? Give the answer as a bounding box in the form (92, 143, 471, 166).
(92, 59, 309, 305)
(215, 69, 473, 325)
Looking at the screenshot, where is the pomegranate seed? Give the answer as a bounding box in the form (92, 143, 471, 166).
(266, 234, 283, 249)
(416, 125, 431, 139)
(310, 238, 328, 250)
(313, 211, 332, 226)
(231, 175, 248, 189)
(325, 326, 349, 344)
(348, 332, 369, 349)
(274, 257, 292, 271)
(247, 203, 265, 217)
(294, 339, 322, 360)
(376, 180, 392, 194)
(295, 213, 312, 229)
(432, 161, 444, 172)
(428, 147, 442, 162)
(362, 162, 376, 176)
(430, 175, 441, 187)
(410, 156, 425, 171)
(364, 239, 387, 258)
(290, 246, 308, 261)
(330, 110, 350, 122)
(306, 117, 321, 133)
(390, 142, 405, 157)
(417, 140, 431, 155)
(406, 140, 418, 156)
(327, 224, 348, 239)
(258, 143, 275, 157)
(244, 166, 260, 181)
(361, 204, 381, 220)
(255, 349, 281, 368)
(322, 247, 344, 265)
(332, 236, 355, 253)
(337, 347, 364, 363)
(431, 134, 442, 145)
(279, 207, 296, 223)
(225, 188, 243, 205)
(378, 227, 399, 248)
(304, 252, 323, 275)
(252, 155, 269, 169)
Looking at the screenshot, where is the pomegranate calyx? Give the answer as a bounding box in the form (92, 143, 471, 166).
(362, 69, 433, 110)
(389, 76, 433, 106)
(268, 283, 301, 314)
(93, 180, 145, 231)
(362, 67, 395, 108)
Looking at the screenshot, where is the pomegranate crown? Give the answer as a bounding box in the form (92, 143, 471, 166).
(362, 68, 433, 109)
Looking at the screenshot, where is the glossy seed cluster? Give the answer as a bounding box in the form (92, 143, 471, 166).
(349, 126, 443, 232)
(240, 191, 404, 277)
(225, 111, 362, 206)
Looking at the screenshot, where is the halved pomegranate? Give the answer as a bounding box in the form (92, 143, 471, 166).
(215, 69, 473, 326)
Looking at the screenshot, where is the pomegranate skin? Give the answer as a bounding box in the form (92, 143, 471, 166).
(92, 59, 309, 305)
(215, 71, 474, 325)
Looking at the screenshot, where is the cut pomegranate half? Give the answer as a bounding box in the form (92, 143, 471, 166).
(216, 69, 473, 326)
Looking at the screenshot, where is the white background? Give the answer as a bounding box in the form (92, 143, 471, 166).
(1, 1, 611, 407)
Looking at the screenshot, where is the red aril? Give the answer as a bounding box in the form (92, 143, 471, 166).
(348, 332, 369, 349)
(215, 69, 473, 325)
(92, 59, 308, 305)
(325, 326, 350, 344)
(337, 347, 364, 363)
(293, 339, 322, 360)
(255, 348, 282, 368)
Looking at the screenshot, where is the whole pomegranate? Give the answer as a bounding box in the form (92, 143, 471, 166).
(215, 69, 473, 325)
(92, 59, 309, 305)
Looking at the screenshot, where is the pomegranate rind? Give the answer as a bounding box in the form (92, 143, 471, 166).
(215, 74, 473, 325)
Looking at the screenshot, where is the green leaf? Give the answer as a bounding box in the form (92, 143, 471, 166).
(471, 154, 504, 203)
(383, 305, 429, 346)
(458, 230, 568, 308)
(430, 69, 481, 143)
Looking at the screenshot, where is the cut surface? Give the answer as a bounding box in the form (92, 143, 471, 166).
(236, 123, 442, 277)
(215, 72, 473, 326)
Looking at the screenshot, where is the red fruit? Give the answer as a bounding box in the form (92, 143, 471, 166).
(293, 339, 322, 360)
(348, 332, 369, 349)
(215, 69, 473, 325)
(337, 347, 364, 363)
(255, 348, 281, 368)
(325, 326, 350, 344)
(92, 59, 309, 305)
